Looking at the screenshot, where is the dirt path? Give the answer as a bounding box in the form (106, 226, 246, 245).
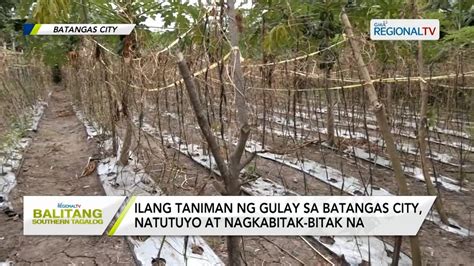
(0, 88, 134, 265)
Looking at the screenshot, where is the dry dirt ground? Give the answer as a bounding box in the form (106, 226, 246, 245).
(0, 88, 134, 265)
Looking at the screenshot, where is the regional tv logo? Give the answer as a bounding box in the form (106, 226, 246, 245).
(370, 19, 439, 40)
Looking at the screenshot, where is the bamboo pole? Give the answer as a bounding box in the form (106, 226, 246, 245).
(340, 10, 422, 265)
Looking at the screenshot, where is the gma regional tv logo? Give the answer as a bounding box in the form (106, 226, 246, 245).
(32, 202, 103, 225)
(23, 24, 135, 35)
(370, 19, 439, 40)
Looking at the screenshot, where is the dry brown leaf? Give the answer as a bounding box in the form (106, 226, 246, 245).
(80, 160, 97, 177)
(191, 244, 204, 255)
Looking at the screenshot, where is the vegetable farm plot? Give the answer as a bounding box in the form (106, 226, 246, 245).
(1, 0, 474, 265)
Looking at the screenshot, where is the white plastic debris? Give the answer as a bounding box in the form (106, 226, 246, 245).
(137, 117, 470, 237)
(0, 100, 48, 209)
(137, 120, 412, 265)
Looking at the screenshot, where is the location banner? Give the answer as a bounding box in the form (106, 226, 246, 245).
(23, 24, 135, 35)
(23, 196, 435, 236)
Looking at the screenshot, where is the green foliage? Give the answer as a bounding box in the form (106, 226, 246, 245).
(427, 107, 438, 128)
(32, 0, 70, 23)
(244, 0, 346, 59)
(3, 0, 471, 71)
(349, 0, 405, 31)
(0, 0, 16, 27)
(0, 0, 18, 46)
(366, 0, 404, 19)
(244, 164, 256, 175)
(424, 25, 473, 64)
(0, 115, 30, 152)
(424, 0, 451, 10)
(29, 36, 70, 65)
(424, 10, 455, 28)
(262, 24, 291, 53)
(443, 26, 474, 47)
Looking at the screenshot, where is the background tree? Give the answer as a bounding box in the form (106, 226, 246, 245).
(177, 0, 253, 264)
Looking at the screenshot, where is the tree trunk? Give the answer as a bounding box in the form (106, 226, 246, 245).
(104, 66, 118, 155)
(80, 0, 89, 23)
(227, 0, 250, 195)
(221, 1, 248, 263)
(177, 1, 250, 263)
(416, 41, 449, 224)
(11, 33, 16, 51)
(177, 53, 231, 181)
(118, 117, 132, 165)
(117, 1, 137, 166)
(341, 11, 423, 265)
(118, 62, 132, 166)
(325, 68, 335, 146)
(99, 50, 118, 155)
(391, 236, 403, 266)
(177, 53, 244, 265)
(386, 81, 393, 117)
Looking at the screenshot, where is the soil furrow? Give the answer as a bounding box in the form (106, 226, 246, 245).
(0, 88, 134, 265)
